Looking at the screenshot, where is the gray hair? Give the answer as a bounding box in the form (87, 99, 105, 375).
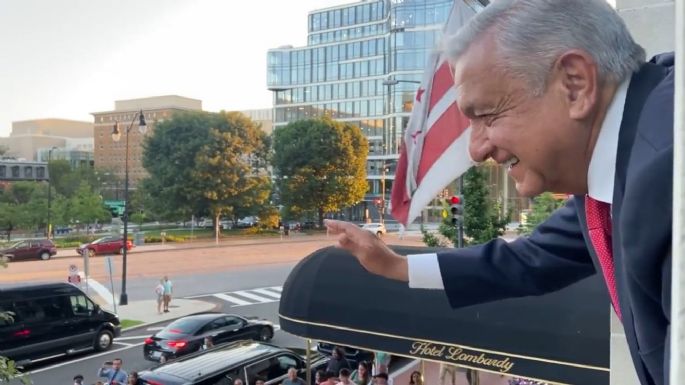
(444, 0, 646, 95)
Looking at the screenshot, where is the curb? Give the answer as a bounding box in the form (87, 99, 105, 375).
(119, 300, 221, 332)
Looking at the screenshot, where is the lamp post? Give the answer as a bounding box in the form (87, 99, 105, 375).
(381, 76, 421, 223)
(111, 110, 147, 306)
(47, 146, 58, 239)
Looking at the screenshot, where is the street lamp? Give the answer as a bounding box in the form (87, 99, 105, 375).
(47, 146, 58, 239)
(111, 110, 147, 306)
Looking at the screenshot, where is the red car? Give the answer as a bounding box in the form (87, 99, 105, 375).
(76, 236, 133, 257)
(0, 239, 57, 261)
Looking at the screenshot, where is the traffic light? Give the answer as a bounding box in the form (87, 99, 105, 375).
(449, 195, 463, 225)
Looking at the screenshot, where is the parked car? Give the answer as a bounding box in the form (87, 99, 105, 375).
(75, 236, 133, 257)
(0, 282, 120, 365)
(316, 342, 374, 367)
(0, 239, 57, 261)
(143, 313, 275, 362)
(140, 340, 329, 385)
(301, 221, 319, 230)
(361, 223, 387, 236)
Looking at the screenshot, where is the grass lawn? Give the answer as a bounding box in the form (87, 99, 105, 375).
(120, 319, 144, 329)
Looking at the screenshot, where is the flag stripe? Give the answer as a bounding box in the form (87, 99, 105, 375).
(417, 103, 470, 184)
(428, 60, 454, 113)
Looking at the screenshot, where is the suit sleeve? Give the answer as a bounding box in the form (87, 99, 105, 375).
(437, 196, 596, 308)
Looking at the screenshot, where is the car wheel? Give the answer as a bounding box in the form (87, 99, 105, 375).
(259, 327, 273, 341)
(39, 251, 51, 261)
(88, 249, 96, 258)
(94, 329, 113, 351)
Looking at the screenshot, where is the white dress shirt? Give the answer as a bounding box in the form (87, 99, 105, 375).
(407, 78, 631, 290)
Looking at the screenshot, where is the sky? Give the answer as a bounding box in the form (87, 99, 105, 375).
(0, 0, 346, 137)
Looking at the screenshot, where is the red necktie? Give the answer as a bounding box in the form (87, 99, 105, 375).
(585, 195, 622, 320)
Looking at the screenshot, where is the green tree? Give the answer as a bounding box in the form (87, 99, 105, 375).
(143, 110, 271, 234)
(520, 192, 564, 235)
(273, 117, 368, 227)
(463, 167, 510, 245)
(69, 182, 111, 232)
(192, 112, 271, 239)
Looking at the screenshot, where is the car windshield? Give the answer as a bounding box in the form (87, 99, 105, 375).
(9, 241, 26, 248)
(158, 317, 203, 338)
(92, 237, 113, 244)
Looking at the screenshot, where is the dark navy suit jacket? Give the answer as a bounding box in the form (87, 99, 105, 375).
(437, 54, 674, 385)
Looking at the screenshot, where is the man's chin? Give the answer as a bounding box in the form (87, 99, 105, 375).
(514, 180, 546, 198)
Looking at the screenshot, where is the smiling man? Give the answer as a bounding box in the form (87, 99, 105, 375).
(324, 1, 674, 385)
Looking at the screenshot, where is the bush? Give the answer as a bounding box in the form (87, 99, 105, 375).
(144, 234, 186, 243)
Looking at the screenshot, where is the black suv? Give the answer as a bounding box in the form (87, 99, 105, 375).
(140, 340, 328, 385)
(0, 282, 121, 365)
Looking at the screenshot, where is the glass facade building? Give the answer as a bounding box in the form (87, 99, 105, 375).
(268, 0, 453, 220)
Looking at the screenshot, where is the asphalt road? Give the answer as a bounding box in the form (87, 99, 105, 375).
(14, 264, 305, 385)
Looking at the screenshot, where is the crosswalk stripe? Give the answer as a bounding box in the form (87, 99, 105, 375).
(252, 288, 282, 299)
(233, 290, 276, 303)
(269, 286, 283, 292)
(213, 293, 253, 306)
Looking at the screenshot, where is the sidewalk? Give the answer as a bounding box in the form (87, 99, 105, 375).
(102, 298, 218, 329)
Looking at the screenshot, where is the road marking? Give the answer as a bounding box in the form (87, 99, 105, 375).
(86, 275, 116, 305)
(115, 335, 151, 341)
(252, 288, 281, 299)
(274, 324, 281, 331)
(269, 286, 283, 292)
(27, 342, 144, 374)
(213, 293, 252, 306)
(113, 341, 134, 347)
(234, 290, 277, 303)
(147, 326, 165, 331)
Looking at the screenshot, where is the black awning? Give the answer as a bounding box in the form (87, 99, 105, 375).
(279, 245, 609, 385)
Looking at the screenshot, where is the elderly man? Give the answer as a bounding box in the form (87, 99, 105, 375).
(325, 1, 674, 385)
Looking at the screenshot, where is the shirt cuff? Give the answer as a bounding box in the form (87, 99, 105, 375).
(407, 253, 444, 289)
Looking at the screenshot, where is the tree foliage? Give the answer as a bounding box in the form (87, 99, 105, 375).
(272, 117, 368, 226)
(463, 166, 510, 245)
(142, 110, 271, 228)
(519, 192, 564, 235)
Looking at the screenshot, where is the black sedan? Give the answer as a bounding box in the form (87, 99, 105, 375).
(143, 313, 274, 361)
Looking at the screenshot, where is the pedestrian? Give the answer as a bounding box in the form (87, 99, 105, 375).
(201, 336, 214, 350)
(439, 363, 456, 385)
(324, 1, 674, 384)
(283, 368, 306, 385)
(372, 351, 390, 376)
(162, 275, 173, 312)
(350, 361, 371, 385)
(315, 370, 325, 384)
(408, 371, 422, 385)
(254, 378, 266, 385)
(127, 371, 143, 385)
(155, 278, 164, 314)
(325, 346, 350, 376)
(234, 379, 244, 385)
(97, 358, 128, 385)
(72, 374, 84, 385)
(373, 373, 390, 385)
(339, 369, 355, 385)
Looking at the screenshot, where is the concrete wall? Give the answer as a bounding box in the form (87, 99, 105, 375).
(609, 2, 674, 384)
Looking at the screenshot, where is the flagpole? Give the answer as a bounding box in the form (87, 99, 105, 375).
(670, 0, 684, 382)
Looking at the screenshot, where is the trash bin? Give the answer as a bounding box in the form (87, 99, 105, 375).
(134, 232, 145, 246)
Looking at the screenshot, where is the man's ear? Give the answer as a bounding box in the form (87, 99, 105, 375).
(553, 50, 598, 120)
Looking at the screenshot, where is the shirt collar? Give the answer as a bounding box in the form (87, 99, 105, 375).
(587, 78, 630, 204)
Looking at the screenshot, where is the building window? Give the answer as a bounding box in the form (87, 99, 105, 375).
(0, 166, 5, 177)
(36, 167, 45, 179)
(11, 166, 19, 178)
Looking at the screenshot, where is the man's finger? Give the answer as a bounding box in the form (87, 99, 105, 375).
(324, 219, 351, 234)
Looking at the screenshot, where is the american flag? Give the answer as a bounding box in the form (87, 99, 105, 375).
(390, 0, 482, 227)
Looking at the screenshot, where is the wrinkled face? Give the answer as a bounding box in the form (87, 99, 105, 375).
(454, 35, 596, 197)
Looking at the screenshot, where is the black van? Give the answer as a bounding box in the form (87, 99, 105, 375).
(140, 340, 328, 385)
(0, 282, 121, 365)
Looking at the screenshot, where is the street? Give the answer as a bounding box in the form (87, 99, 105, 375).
(2, 233, 424, 385)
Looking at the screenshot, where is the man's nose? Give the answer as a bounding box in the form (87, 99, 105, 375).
(468, 124, 494, 162)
